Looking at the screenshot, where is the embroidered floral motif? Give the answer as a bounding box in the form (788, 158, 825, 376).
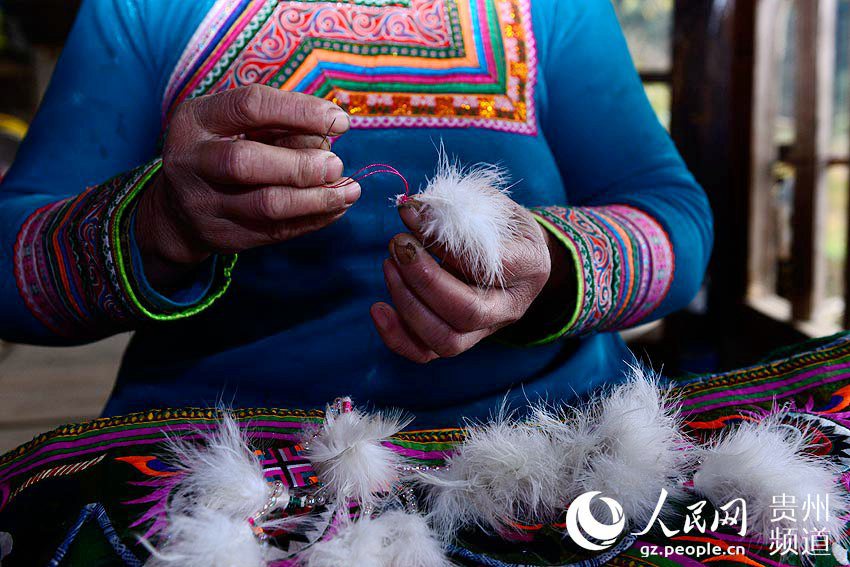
(532, 205, 675, 339)
(163, 0, 538, 134)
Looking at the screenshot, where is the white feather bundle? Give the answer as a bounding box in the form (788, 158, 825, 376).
(693, 415, 849, 547)
(420, 410, 566, 539)
(575, 369, 691, 527)
(420, 368, 690, 540)
(305, 406, 412, 511)
(403, 147, 517, 287)
(144, 506, 277, 567)
(163, 412, 289, 520)
(143, 413, 292, 566)
(304, 510, 452, 567)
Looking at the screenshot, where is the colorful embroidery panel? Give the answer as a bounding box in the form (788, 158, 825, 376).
(163, 0, 537, 134)
(13, 160, 235, 337)
(532, 205, 675, 339)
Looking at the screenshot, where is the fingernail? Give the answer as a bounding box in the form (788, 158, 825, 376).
(391, 235, 419, 265)
(323, 154, 343, 183)
(399, 196, 424, 212)
(343, 183, 361, 205)
(326, 108, 350, 135)
(372, 306, 389, 329)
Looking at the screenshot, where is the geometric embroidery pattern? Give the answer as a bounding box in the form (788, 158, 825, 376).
(256, 444, 318, 488)
(163, 0, 538, 134)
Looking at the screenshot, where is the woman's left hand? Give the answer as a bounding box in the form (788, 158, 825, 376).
(371, 197, 571, 363)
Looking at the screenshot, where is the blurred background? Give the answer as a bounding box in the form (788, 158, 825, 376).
(0, 0, 848, 451)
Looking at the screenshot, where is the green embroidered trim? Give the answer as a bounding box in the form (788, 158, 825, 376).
(111, 160, 237, 321)
(512, 213, 584, 347)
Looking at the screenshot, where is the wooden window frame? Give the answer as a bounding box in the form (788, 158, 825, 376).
(748, 0, 849, 335)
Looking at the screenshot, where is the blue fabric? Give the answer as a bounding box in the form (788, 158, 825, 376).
(129, 212, 218, 309)
(0, 0, 713, 427)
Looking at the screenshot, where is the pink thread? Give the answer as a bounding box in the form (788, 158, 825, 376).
(326, 163, 410, 198)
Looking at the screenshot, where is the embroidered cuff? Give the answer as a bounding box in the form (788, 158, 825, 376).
(530, 205, 674, 340)
(14, 159, 236, 337)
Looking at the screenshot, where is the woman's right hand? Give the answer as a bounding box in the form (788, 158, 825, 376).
(135, 84, 359, 290)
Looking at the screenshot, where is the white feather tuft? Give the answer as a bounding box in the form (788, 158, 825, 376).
(693, 414, 849, 547)
(405, 146, 517, 287)
(144, 506, 279, 567)
(421, 369, 690, 540)
(420, 409, 566, 539)
(576, 368, 691, 527)
(143, 413, 294, 566)
(163, 412, 289, 520)
(305, 404, 412, 511)
(304, 510, 453, 567)
(530, 368, 690, 528)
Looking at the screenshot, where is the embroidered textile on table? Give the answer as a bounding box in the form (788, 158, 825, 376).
(3, 332, 850, 566)
(532, 205, 675, 340)
(12, 160, 237, 337)
(162, 0, 538, 134)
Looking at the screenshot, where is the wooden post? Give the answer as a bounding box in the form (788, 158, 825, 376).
(665, 0, 774, 368)
(749, 0, 793, 298)
(791, 0, 836, 321)
(671, 0, 756, 311)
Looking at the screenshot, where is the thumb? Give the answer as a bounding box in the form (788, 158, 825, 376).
(397, 197, 475, 281)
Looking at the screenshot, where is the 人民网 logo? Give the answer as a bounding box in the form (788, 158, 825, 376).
(565, 491, 626, 551)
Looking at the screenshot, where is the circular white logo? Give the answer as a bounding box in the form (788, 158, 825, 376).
(565, 491, 626, 551)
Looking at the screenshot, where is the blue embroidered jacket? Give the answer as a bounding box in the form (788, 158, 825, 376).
(0, 0, 712, 425)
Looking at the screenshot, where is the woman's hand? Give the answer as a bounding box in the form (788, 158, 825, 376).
(371, 197, 574, 363)
(136, 85, 359, 290)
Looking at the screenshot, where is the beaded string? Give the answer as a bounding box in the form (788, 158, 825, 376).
(248, 479, 286, 541)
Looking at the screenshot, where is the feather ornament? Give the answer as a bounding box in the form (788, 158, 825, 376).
(162, 412, 289, 520)
(421, 368, 690, 540)
(143, 413, 290, 566)
(573, 368, 691, 527)
(400, 147, 517, 287)
(304, 402, 412, 512)
(693, 414, 849, 547)
(303, 510, 453, 567)
(419, 410, 565, 539)
(144, 506, 284, 567)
